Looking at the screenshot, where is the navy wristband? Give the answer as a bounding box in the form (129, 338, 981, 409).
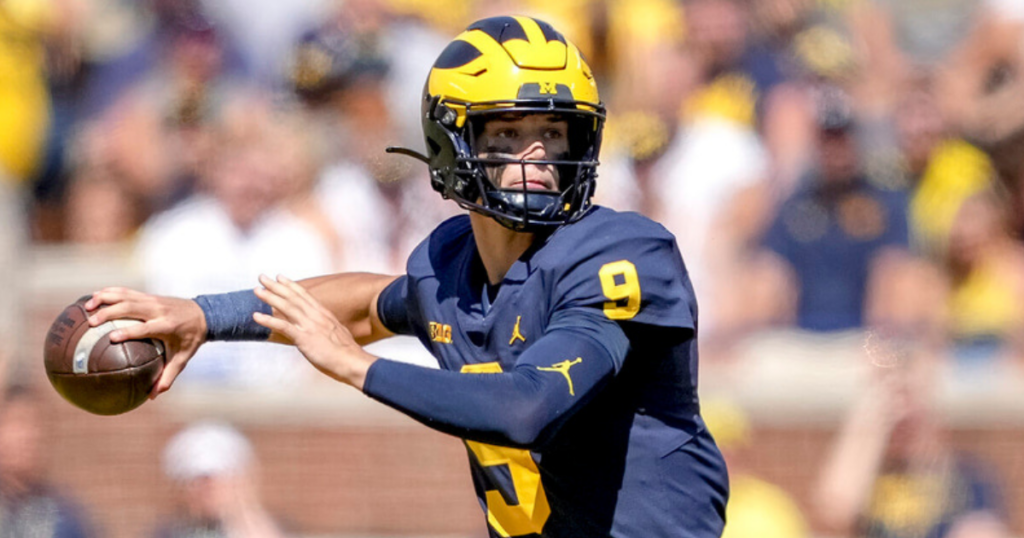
(194, 290, 273, 341)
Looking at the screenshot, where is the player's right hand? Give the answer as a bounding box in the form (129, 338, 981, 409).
(85, 288, 208, 398)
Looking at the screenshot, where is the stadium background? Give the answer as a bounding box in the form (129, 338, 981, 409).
(3, 0, 1024, 536)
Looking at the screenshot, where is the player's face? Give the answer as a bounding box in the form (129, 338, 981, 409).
(476, 113, 570, 192)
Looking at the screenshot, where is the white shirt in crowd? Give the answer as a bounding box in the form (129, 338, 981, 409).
(137, 196, 333, 389)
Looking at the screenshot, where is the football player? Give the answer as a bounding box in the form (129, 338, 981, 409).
(86, 16, 729, 537)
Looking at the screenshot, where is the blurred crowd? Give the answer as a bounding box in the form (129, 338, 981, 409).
(3, 0, 1023, 371)
(2, 0, 1024, 536)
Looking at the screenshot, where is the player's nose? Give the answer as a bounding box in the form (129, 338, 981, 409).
(521, 138, 548, 160)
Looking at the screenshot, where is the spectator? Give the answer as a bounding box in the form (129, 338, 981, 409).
(291, 8, 460, 273)
(361, 0, 449, 152)
(0, 0, 67, 318)
(136, 92, 333, 388)
(290, 14, 400, 274)
(81, 0, 249, 119)
(62, 166, 140, 245)
(758, 86, 911, 332)
(0, 385, 95, 538)
(679, 0, 814, 192)
(593, 0, 690, 216)
(96, 9, 249, 219)
(868, 0, 982, 71)
(815, 335, 1011, 538)
(198, 0, 329, 85)
(702, 397, 809, 538)
(288, 14, 448, 369)
(607, 0, 819, 341)
(943, 189, 1024, 370)
(937, 0, 1024, 239)
(643, 59, 773, 339)
(0, 0, 52, 185)
(681, 0, 790, 128)
(153, 421, 287, 538)
(893, 84, 994, 258)
(59, 122, 145, 245)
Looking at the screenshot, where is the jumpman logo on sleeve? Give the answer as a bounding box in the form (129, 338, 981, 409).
(536, 358, 583, 396)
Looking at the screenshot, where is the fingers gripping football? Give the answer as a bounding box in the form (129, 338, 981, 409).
(85, 287, 208, 398)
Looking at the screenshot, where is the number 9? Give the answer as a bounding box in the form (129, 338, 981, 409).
(599, 260, 641, 320)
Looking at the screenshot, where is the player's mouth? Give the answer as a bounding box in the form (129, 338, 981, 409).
(506, 177, 556, 191)
(526, 179, 555, 191)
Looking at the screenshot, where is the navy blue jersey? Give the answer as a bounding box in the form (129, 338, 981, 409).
(763, 179, 910, 332)
(367, 206, 728, 537)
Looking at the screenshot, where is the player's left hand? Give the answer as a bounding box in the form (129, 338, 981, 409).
(253, 274, 378, 390)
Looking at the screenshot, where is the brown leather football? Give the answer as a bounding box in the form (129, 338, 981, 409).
(43, 296, 165, 416)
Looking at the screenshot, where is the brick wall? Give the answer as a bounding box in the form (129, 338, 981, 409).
(31, 387, 1024, 538)
(35, 389, 486, 537)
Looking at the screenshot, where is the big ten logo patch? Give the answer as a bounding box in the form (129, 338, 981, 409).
(429, 321, 453, 344)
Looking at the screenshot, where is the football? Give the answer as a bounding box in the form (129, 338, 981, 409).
(43, 296, 165, 415)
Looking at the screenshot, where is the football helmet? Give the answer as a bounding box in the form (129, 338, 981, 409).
(389, 16, 605, 231)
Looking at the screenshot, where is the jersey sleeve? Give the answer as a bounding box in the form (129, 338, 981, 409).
(363, 316, 628, 449)
(376, 275, 414, 336)
(378, 215, 472, 339)
(551, 215, 697, 331)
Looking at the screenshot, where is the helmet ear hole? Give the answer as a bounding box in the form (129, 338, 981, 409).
(432, 102, 458, 127)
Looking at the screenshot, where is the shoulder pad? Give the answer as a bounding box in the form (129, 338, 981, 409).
(542, 208, 697, 330)
(405, 215, 472, 279)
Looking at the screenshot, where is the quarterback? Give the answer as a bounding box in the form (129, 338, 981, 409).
(87, 16, 729, 537)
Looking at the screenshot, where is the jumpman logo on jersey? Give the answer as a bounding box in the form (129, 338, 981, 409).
(537, 358, 583, 396)
(509, 316, 527, 345)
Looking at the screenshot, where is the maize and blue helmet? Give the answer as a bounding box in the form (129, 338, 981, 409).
(393, 16, 606, 232)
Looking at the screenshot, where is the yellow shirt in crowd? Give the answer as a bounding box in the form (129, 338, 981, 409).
(0, 0, 52, 183)
(722, 474, 809, 538)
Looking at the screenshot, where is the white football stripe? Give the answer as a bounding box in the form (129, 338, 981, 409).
(72, 319, 143, 374)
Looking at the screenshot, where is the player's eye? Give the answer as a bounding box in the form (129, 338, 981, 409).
(544, 128, 564, 140)
(495, 128, 518, 139)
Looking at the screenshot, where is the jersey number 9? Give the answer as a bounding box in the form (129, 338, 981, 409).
(599, 260, 641, 320)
